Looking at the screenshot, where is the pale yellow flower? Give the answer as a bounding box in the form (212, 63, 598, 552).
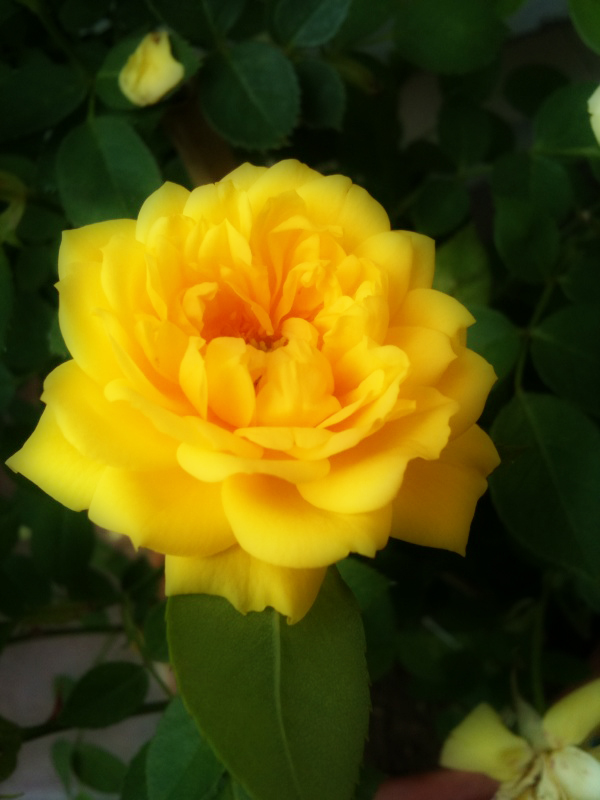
(441, 679, 600, 800)
(587, 86, 600, 146)
(118, 31, 184, 106)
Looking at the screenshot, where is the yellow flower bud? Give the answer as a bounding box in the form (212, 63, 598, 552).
(588, 85, 600, 146)
(118, 32, 184, 107)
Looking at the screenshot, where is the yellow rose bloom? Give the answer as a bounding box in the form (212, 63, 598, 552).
(440, 679, 600, 800)
(7, 160, 499, 621)
(118, 31, 184, 107)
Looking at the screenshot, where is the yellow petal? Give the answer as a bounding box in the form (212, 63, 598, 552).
(6, 407, 104, 511)
(57, 265, 121, 386)
(297, 425, 412, 514)
(551, 745, 600, 800)
(436, 348, 497, 438)
(222, 474, 392, 568)
(165, 546, 327, 623)
(42, 361, 177, 470)
(88, 467, 235, 556)
(100, 232, 149, 317)
(178, 442, 329, 484)
(205, 337, 256, 428)
(136, 181, 190, 244)
(406, 231, 436, 290)
(58, 220, 134, 281)
(354, 231, 414, 319)
(394, 288, 475, 337)
(392, 425, 500, 554)
(440, 703, 532, 782)
(543, 678, 600, 747)
(386, 325, 457, 387)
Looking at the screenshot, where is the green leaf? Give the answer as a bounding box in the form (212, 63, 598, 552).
(200, 42, 300, 150)
(143, 599, 170, 663)
(531, 304, 600, 416)
(337, 558, 396, 681)
(569, 0, 600, 54)
(58, 0, 112, 34)
(492, 152, 573, 221)
(438, 103, 493, 167)
(560, 250, 600, 304)
(26, 494, 95, 583)
(395, 0, 505, 75)
(0, 171, 26, 245)
(59, 662, 149, 729)
(95, 37, 141, 111)
(72, 743, 127, 794)
(271, 0, 352, 47)
(411, 179, 470, 238)
(503, 64, 568, 117)
(0, 247, 12, 348)
(295, 59, 346, 130)
(0, 716, 21, 781)
(147, 697, 224, 800)
(534, 82, 600, 158)
(56, 116, 162, 226)
(51, 739, 73, 795)
(493, 197, 559, 283)
(467, 305, 521, 381)
(490, 393, 600, 578)
(433, 225, 492, 306)
(151, 0, 245, 45)
(0, 51, 86, 143)
(213, 776, 254, 800)
(121, 743, 150, 800)
(333, 0, 398, 47)
(167, 568, 370, 800)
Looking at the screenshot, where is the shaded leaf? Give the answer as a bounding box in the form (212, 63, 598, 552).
(121, 742, 150, 800)
(411, 179, 470, 238)
(59, 662, 149, 729)
(72, 743, 127, 794)
(490, 393, 600, 578)
(395, 0, 505, 75)
(147, 696, 224, 800)
(167, 568, 369, 800)
(467, 305, 521, 381)
(271, 0, 352, 47)
(143, 600, 169, 663)
(493, 197, 559, 283)
(56, 116, 162, 226)
(151, 0, 245, 45)
(535, 83, 600, 158)
(569, 0, 600, 54)
(295, 58, 345, 130)
(531, 304, 600, 416)
(504, 64, 568, 117)
(200, 42, 299, 150)
(434, 225, 492, 306)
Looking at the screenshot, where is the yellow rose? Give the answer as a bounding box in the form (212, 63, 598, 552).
(588, 85, 600, 146)
(118, 32, 184, 107)
(440, 679, 600, 800)
(7, 160, 499, 622)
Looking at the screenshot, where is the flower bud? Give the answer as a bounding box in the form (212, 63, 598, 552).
(118, 32, 184, 106)
(588, 85, 600, 146)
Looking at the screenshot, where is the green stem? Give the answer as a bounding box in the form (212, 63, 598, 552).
(22, 700, 168, 743)
(513, 277, 556, 393)
(121, 602, 174, 698)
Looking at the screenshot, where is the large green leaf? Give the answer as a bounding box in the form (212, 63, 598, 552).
(490, 393, 600, 578)
(271, 0, 352, 47)
(492, 152, 573, 221)
(493, 197, 559, 283)
(534, 83, 600, 158)
(59, 662, 149, 729)
(56, 116, 162, 226)
(151, 0, 245, 45)
(411, 178, 470, 238)
(0, 51, 86, 143)
(433, 225, 492, 307)
(146, 697, 224, 800)
(167, 568, 369, 800)
(395, 0, 505, 75)
(121, 743, 149, 800)
(467, 305, 521, 382)
(295, 58, 346, 130)
(569, 0, 600, 54)
(200, 42, 299, 150)
(531, 304, 600, 416)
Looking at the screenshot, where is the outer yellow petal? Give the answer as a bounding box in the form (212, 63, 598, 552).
(440, 703, 532, 782)
(394, 287, 475, 337)
(43, 361, 177, 470)
(165, 546, 327, 623)
(88, 467, 235, 556)
(6, 408, 104, 511)
(222, 474, 392, 568)
(58, 220, 134, 281)
(436, 348, 497, 438)
(354, 231, 414, 318)
(543, 678, 600, 748)
(136, 181, 190, 244)
(392, 425, 500, 554)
